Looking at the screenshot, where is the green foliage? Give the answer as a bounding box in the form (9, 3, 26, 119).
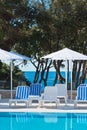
(0, 0, 87, 55)
(0, 61, 30, 89)
(0, 0, 87, 88)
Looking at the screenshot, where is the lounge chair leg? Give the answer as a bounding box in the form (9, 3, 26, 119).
(26, 101, 29, 108)
(56, 99, 60, 108)
(28, 100, 32, 107)
(9, 101, 12, 107)
(39, 100, 44, 107)
(26, 102, 28, 108)
(74, 100, 77, 108)
(14, 101, 17, 106)
(56, 102, 57, 108)
(65, 98, 67, 106)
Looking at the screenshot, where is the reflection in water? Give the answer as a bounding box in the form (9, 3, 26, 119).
(74, 113, 87, 124)
(44, 114, 58, 123)
(1, 112, 87, 130)
(16, 112, 28, 123)
(10, 113, 68, 130)
(68, 113, 87, 130)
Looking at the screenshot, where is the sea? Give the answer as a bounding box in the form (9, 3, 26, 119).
(24, 71, 87, 90)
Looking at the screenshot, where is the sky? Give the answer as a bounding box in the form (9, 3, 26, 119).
(3, 60, 56, 71)
(17, 60, 78, 72)
(2, 58, 78, 72)
(18, 61, 56, 71)
(3, 60, 73, 72)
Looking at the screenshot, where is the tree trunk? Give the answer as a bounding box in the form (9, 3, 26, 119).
(53, 60, 65, 84)
(80, 61, 87, 83)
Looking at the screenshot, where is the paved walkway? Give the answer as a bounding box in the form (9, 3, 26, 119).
(0, 99, 87, 113)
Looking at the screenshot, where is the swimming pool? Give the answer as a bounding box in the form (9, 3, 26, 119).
(0, 112, 87, 130)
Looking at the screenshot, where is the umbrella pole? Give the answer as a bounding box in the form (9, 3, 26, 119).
(66, 60, 68, 104)
(10, 61, 13, 99)
(70, 60, 72, 101)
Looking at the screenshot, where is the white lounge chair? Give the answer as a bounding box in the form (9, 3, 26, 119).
(74, 84, 87, 108)
(55, 84, 67, 104)
(9, 86, 29, 107)
(39, 86, 59, 107)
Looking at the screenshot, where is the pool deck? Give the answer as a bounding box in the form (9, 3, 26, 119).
(0, 99, 87, 113)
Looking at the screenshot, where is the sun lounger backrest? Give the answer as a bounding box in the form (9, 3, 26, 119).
(44, 87, 57, 100)
(77, 84, 87, 100)
(29, 83, 41, 96)
(55, 84, 67, 97)
(84, 84, 87, 100)
(16, 86, 29, 99)
(77, 85, 84, 100)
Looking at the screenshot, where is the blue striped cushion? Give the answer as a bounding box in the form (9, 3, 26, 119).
(29, 84, 41, 96)
(84, 86, 87, 100)
(16, 86, 29, 99)
(77, 84, 87, 100)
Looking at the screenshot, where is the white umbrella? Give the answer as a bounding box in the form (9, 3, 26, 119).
(42, 48, 87, 102)
(42, 48, 87, 60)
(0, 48, 31, 99)
(9, 51, 31, 99)
(10, 51, 31, 60)
(0, 48, 24, 60)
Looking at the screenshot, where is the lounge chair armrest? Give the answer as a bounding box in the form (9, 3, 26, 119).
(66, 94, 68, 99)
(0, 94, 1, 99)
(41, 93, 44, 99)
(75, 96, 77, 100)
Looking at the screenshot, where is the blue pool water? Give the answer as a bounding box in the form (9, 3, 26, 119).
(0, 112, 87, 130)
